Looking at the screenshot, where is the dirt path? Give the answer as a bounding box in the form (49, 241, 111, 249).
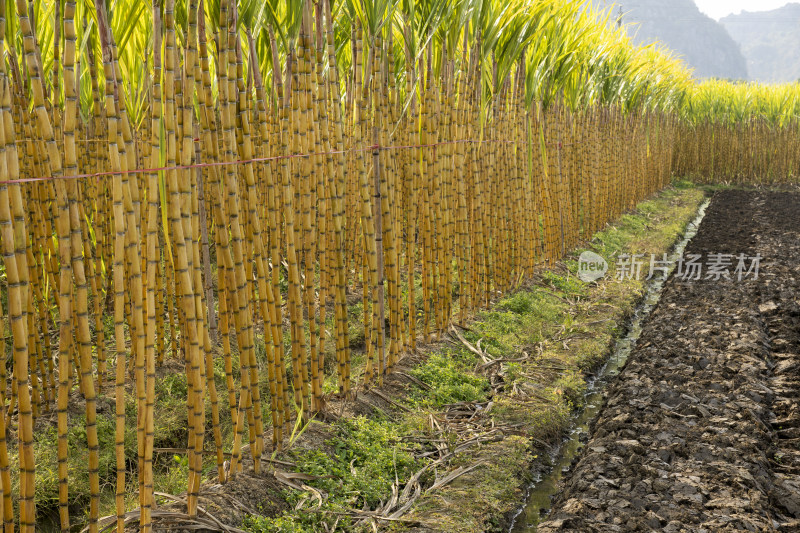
(538, 190, 800, 532)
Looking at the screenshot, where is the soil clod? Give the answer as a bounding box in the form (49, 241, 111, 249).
(539, 191, 800, 532)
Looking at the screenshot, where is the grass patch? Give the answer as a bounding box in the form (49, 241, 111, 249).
(9, 410, 138, 518)
(293, 417, 422, 508)
(244, 416, 424, 532)
(409, 351, 489, 407)
(540, 270, 588, 297)
(471, 291, 565, 357)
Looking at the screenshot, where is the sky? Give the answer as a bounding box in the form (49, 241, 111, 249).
(694, 0, 794, 20)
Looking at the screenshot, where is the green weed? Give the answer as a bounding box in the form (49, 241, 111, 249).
(541, 271, 587, 297)
(243, 416, 423, 532)
(409, 351, 488, 407)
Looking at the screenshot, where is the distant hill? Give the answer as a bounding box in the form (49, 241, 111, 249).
(721, 4, 800, 83)
(590, 0, 748, 80)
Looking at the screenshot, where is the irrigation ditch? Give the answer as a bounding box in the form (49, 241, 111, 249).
(508, 199, 711, 531)
(519, 189, 800, 532)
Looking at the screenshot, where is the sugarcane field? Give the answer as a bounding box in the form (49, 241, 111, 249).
(0, 0, 799, 530)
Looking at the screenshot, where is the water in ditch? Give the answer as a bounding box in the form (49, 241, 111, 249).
(508, 199, 711, 532)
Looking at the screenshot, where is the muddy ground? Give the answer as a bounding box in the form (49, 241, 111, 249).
(538, 190, 800, 532)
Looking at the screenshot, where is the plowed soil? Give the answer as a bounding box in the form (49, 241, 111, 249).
(538, 190, 800, 532)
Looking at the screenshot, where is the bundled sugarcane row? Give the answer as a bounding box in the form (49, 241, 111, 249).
(0, 0, 704, 531)
(672, 118, 800, 184)
(673, 79, 800, 184)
